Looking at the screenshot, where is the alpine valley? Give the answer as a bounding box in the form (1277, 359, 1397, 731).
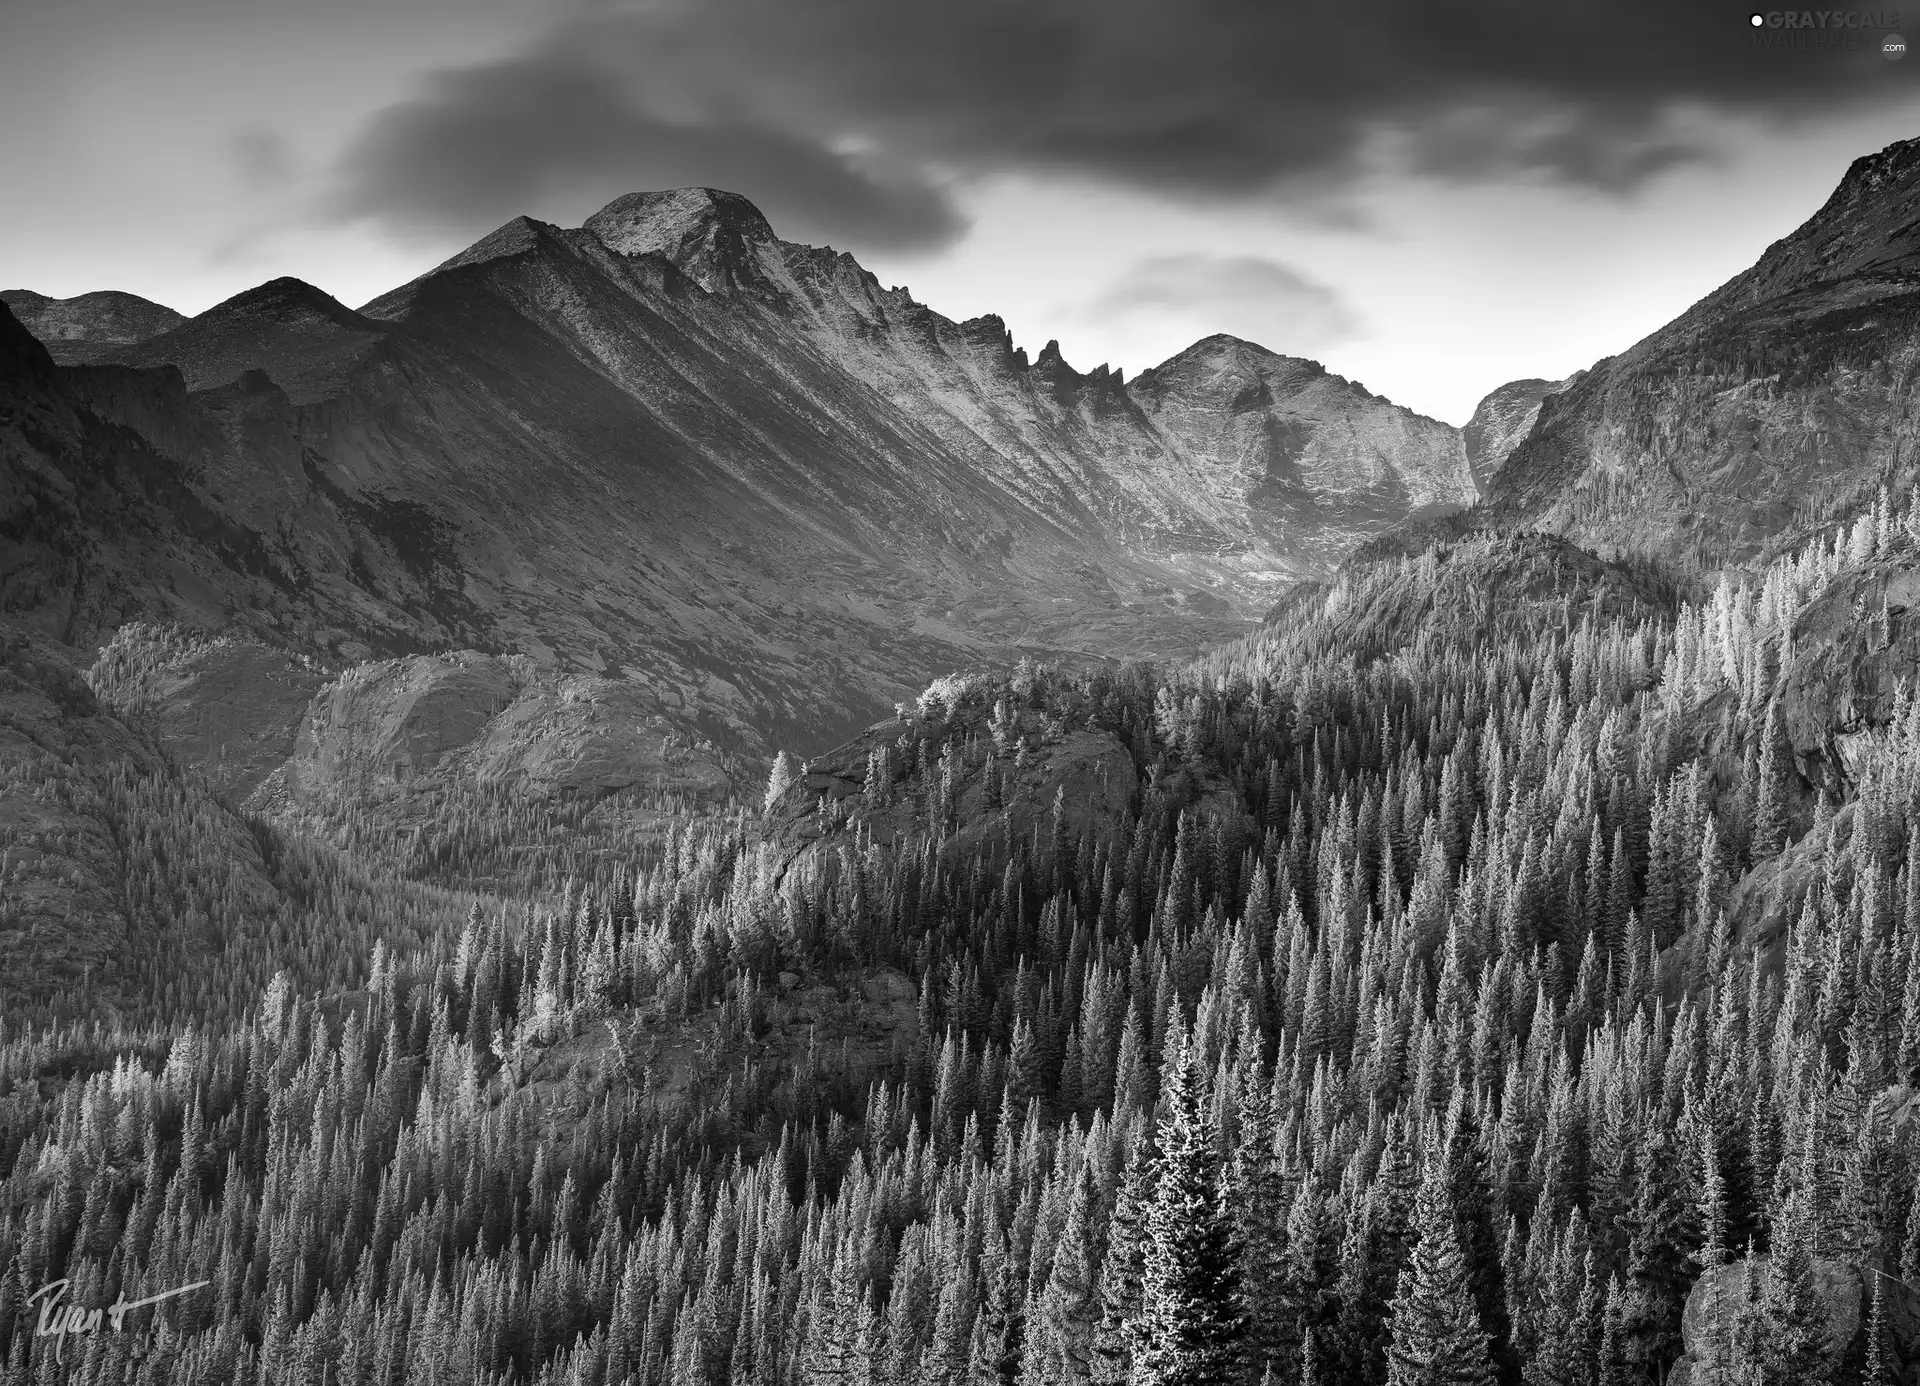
(3, 128, 1920, 1386)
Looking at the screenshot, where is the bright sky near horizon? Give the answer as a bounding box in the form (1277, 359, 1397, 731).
(4, 0, 1917, 424)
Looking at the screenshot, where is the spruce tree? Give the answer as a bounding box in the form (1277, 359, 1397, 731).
(1618, 1131, 1691, 1381)
(1132, 1037, 1247, 1386)
(1024, 1163, 1100, 1386)
(1229, 1073, 1293, 1384)
(1091, 1125, 1156, 1386)
(1386, 1142, 1497, 1386)
(1750, 1194, 1833, 1386)
(765, 750, 802, 815)
(1444, 1093, 1517, 1386)
(1752, 702, 1790, 863)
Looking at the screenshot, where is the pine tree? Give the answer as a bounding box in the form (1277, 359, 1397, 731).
(1618, 1131, 1691, 1381)
(1749, 1194, 1834, 1386)
(1023, 1163, 1099, 1385)
(1132, 1037, 1247, 1386)
(1386, 1141, 1496, 1386)
(1091, 1127, 1156, 1386)
(1230, 1072, 1292, 1383)
(765, 750, 802, 815)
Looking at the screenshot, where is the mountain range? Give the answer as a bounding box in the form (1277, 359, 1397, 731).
(1, 187, 1476, 767)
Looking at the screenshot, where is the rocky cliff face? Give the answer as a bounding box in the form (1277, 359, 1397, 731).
(1461, 376, 1572, 490)
(1478, 136, 1920, 562)
(2, 187, 1476, 760)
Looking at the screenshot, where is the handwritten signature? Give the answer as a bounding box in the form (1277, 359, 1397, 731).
(25, 1278, 209, 1364)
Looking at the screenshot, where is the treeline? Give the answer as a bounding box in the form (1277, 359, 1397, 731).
(4, 492, 1920, 1383)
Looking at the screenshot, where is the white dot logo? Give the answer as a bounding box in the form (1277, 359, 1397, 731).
(1750, 12, 1764, 24)
(1887, 32, 1908, 57)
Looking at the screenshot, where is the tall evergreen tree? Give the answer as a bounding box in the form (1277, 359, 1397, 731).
(1132, 1037, 1247, 1386)
(1024, 1163, 1100, 1386)
(1386, 1141, 1497, 1386)
(1748, 1194, 1833, 1386)
(1091, 1128, 1157, 1386)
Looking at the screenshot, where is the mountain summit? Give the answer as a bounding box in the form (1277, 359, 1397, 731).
(584, 187, 781, 291)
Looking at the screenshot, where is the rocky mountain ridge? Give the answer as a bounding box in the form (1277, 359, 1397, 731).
(0, 288, 186, 365)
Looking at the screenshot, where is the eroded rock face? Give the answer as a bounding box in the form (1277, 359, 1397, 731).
(766, 712, 1139, 877)
(267, 651, 736, 811)
(503, 966, 922, 1159)
(85, 623, 328, 802)
(1723, 804, 1848, 957)
(84, 625, 738, 825)
(1777, 557, 1920, 797)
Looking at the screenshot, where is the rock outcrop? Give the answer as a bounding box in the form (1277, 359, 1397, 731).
(1776, 555, 1920, 797)
(763, 668, 1255, 881)
(267, 650, 736, 811)
(84, 623, 329, 802)
(1461, 375, 1572, 490)
(1280, 531, 1675, 660)
(0, 619, 467, 1022)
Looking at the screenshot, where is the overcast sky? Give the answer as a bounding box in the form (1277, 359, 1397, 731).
(5, 0, 1917, 423)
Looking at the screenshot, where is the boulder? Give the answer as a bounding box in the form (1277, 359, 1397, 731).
(1670, 1255, 1920, 1386)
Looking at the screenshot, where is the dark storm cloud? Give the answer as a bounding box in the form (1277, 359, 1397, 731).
(1082, 254, 1362, 350)
(327, 0, 1911, 248)
(324, 47, 966, 252)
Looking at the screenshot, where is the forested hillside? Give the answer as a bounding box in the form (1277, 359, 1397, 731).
(6, 486, 1920, 1384)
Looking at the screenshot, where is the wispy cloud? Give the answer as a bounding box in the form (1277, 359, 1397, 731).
(1074, 254, 1362, 357)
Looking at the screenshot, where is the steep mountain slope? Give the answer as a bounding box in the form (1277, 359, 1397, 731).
(3, 187, 1475, 757)
(0, 620, 467, 1023)
(1478, 135, 1920, 560)
(0, 288, 185, 365)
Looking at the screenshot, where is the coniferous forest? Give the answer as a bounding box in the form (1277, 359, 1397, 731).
(7, 485, 1920, 1386)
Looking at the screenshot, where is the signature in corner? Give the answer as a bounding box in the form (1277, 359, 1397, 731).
(25, 1277, 210, 1364)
